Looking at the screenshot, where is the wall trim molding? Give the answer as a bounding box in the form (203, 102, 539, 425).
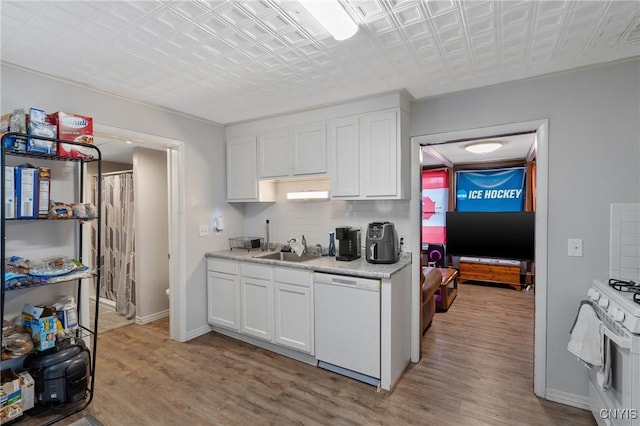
(135, 309, 169, 325)
(1, 61, 224, 127)
(545, 388, 590, 411)
(187, 325, 215, 341)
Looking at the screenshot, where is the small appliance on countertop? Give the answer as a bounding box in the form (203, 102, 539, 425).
(335, 226, 361, 261)
(366, 221, 400, 264)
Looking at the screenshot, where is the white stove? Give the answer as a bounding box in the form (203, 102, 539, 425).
(589, 279, 640, 335)
(585, 278, 640, 426)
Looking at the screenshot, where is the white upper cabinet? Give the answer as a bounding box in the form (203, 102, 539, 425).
(360, 109, 398, 198)
(328, 116, 360, 198)
(259, 129, 291, 179)
(329, 108, 409, 200)
(258, 123, 327, 179)
(227, 136, 275, 202)
(292, 122, 327, 176)
(226, 91, 410, 201)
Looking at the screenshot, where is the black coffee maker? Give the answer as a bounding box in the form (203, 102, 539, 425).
(335, 226, 361, 261)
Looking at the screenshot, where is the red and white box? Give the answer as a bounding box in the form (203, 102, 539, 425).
(48, 112, 94, 159)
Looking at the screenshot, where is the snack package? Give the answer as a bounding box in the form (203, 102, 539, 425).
(48, 201, 73, 219)
(48, 112, 94, 159)
(27, 108, 57, 154)
(2, 109, 27, 151)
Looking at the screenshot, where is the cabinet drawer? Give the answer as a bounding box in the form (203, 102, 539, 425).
(275, 267, 312, 287)
(240, 263, 272, 280)
(207, 258, 238, 274)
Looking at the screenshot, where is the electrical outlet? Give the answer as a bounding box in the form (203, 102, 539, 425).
(568, 238, 583, 257)
(199, 224, 209, 236)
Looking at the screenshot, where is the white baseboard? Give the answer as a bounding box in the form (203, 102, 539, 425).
(545, 388, 590, 410)
(135, 309, 169, 325)
(89, 295, 116, 310)
(187, 325, 213, 341)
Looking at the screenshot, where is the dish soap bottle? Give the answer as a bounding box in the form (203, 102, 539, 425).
(328, 232, 336, 257)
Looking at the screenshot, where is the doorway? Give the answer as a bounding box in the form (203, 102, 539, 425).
(411, 119, 549, 397)
(83, 124, 186, 340)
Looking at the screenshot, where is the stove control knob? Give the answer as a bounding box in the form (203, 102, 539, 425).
(598, 297, 609, 308)
(613, 309, 625, 323)
(588, 289, 600, 301)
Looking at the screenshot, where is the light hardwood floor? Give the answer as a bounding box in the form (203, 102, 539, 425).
(45, 283, 595, 425)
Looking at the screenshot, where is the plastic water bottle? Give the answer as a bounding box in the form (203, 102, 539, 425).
(328, 232, 336, 257)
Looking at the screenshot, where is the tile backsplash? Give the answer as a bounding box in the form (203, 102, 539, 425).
(610, 203, 640, 280)
(243, 178, 411, 252)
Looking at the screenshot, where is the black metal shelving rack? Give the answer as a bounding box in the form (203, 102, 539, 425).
(1, 132, 102, 425)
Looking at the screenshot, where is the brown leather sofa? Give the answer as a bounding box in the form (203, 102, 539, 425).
(421, 266, 441, 334)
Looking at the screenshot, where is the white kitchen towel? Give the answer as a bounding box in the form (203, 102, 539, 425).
(567, 303, 604, 367)
(596, 333, 612, 391)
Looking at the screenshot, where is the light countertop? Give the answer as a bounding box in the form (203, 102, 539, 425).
(205, 250, 412, 279)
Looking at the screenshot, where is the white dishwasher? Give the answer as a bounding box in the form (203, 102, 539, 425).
(314, 272, 381, 386)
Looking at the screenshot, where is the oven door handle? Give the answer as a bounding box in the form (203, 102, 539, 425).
(601, 323, 631, 350)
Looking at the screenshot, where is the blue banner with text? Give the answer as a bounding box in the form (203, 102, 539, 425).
(456, 168, 525, 212)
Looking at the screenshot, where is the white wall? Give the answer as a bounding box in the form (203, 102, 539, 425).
(243, 179, 411, 251)
(134, 147, 169, 323)
(410, 59, 640, 401)
(1, 65, 234, 339)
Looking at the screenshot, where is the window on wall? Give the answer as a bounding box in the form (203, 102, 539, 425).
(421, 169, 448, 248)
(455, 167, 526, 212)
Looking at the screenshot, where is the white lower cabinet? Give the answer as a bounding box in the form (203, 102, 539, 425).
(240, 263, 273, 341)
(207, 259, 241, 330)
(274, 267, 314, 354)
(207, 259, 313, 355)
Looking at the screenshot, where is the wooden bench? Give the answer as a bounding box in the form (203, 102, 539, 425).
(458, 257, 522, 291)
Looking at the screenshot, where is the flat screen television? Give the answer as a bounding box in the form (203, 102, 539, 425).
(445, 211, 535, 261)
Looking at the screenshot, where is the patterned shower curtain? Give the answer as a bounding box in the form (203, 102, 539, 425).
(92, 172, 136, 318)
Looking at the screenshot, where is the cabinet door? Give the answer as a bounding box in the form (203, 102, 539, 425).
(328, 116, 360, 198)
(259, 129, 291, 178)
(274, 282, 313, 354)
(240, 276, 273, 341)
(227, 136, 258, 201)
(207, 271, 240, 330)
(360, 109, 398, 198)
(292, 122, 327, 175)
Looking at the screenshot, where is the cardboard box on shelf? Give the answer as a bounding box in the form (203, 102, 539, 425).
(0, 369, 22, 424)
(4, 166, 15, 219)
(37, 167, 51, 219)
(21, 304, 56, 351)
(48, 112, 94, 159)
(17, 372, 34, 412)
(15, 167, 38, 219)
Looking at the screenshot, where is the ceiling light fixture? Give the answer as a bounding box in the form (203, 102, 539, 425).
(465, 141, 503, 154)
(298, 0, 358, 41)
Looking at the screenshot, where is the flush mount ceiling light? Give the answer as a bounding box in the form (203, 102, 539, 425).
(286, 190, 330, 200)
(465, 141, 503, 154)
(298, 0, 358, 41)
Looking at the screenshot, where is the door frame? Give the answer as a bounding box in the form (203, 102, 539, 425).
(93, 124, 187, 342)
(410, 118, 549, 397)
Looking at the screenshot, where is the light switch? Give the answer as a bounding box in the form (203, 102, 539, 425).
(199, 224, 209, 236)
(568, 238, 583, 257)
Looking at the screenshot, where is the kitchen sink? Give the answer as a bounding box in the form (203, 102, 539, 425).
(254, 251, 320, 263)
